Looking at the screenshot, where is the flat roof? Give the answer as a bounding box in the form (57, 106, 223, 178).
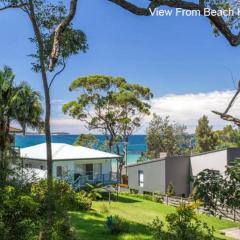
(126, 157, 167, 168)
(127, 147, 240, 168)
(20, 143, 120, 161)
(190, 147, 240, 157)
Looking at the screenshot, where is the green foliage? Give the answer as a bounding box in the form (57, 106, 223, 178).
(63, 75, 153, 152)
(83, 183, 105, 200)
(31, 179, 76, 212)
(73, 191, 92, 210)
(0, 66, 43, 183)
(166, 182, 176, 197)
(195, 115, 218, 153)
(146, 114, 189, 158)
(74, 133, 98, 148)
(215, 125, 240, 148)
(28, 0, 87, 73)
(63, 75, 153, 183)
(0, 66, 43, 137)
(193, 160, 240, 221)
(0, 185, 40, 240)
(152, 192, 164, 203)
(150, 203, 215, 240)
(31, 180, 77, 239)
(120, 192, 164, 203)
(106, 215, 130, 234)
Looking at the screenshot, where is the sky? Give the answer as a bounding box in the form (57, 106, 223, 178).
(1, 0, 240, 133)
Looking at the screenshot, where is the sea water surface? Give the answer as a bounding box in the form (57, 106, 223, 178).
(15, 135, 146, 165)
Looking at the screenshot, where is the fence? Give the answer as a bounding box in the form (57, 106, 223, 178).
(164, 195, 240, 222)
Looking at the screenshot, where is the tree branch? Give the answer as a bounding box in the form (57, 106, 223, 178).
(212, 111, 240, 126)
(48, 57, 66, 89)
(0, 2, 27, 11)
(108, 0, 240, 46)
(49, 0, 78, 71)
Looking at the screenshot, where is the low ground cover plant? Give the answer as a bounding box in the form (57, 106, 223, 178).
(120, 191, 164, 203)
(106, 215, 130, 234)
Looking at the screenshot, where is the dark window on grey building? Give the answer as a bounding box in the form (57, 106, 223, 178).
(138, 170, 144, 187)
(56, 166, 62, 177)
(25, 163, 32, 168)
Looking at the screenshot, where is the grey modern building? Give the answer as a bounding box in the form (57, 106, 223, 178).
(127, 148, 240, 197)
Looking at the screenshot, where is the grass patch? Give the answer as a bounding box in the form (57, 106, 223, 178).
(70, 194, 240, 240)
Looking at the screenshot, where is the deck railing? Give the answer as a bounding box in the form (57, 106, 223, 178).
(62, 171, 118, 190)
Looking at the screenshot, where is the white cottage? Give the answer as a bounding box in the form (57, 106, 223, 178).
(20, 143, 120, 187)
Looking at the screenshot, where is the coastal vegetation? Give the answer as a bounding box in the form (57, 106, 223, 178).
(146, 114, 189, 158)
(194, 159, 240, 222)
(1, 1, 240, 240)
(195, 115, 218, 153)
(0, 66, 43, 182)
(63, 75, 153, 180)
(70, 194, 239, 240)
(0, 2, 87, 238)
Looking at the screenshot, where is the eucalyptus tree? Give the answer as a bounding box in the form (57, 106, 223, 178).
(146, 114, 189, 158)
(20, 0, 86, 183)
(0, 0, 86, 178)
(74, 133, 98, 148)
(0, 66, 43, 183)
(63, 75, 153, 179)
(0, 0, 86, 236)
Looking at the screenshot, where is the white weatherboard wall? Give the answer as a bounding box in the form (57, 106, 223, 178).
(53, 160, 75, 177)
(190, 150, 228, 177)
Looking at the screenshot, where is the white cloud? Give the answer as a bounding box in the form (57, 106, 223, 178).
(50, 90, 240, 134)
(146, 90, 239, 133)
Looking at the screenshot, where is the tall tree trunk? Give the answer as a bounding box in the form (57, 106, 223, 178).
(28, 0, 53, 234)
(123, 136, 128, 175)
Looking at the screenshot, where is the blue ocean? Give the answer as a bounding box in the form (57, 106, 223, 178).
(15, 135, 146, 165)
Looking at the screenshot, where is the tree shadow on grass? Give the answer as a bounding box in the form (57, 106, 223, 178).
(113, 195, 141, 203)
(69, 210, 151, 240)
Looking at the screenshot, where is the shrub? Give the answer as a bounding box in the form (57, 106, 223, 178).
(31, 179, 76, 212)
(106, 215, 129, 234)
(31, 180, 77, 240)
(152, 192, 164, 203)
(83, 183, 105, 200)
(166, 182, 175, 197)
(150, 217, 165, 240)
(0, 185, 40, 240)
(130, 189, 138, 194)
(150, 203, 215, 240)
(120, 192, 164, 203)
(74, 191, 92, 210)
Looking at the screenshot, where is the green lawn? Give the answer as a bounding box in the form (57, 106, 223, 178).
(70, 195, 240, 240)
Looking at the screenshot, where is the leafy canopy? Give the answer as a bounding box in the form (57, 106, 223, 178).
(27, 0, 88, 73)
(194, 160, 240, 221)
(63, 75, 153, 145)
(146, 114, 189, 158)
(195, 115, 218, 153)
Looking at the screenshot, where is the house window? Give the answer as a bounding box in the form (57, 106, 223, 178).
(86, 164, 93, 180)
(40, 165, 44, 170)
(138, 170, 144, 187)
(63, 166, 68, 177)
(25, 163, 32, 168)
(56, 166, 62, 178)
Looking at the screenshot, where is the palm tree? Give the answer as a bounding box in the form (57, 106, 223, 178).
(0, 66, 43, 182)
(13, 82, 43, 135)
